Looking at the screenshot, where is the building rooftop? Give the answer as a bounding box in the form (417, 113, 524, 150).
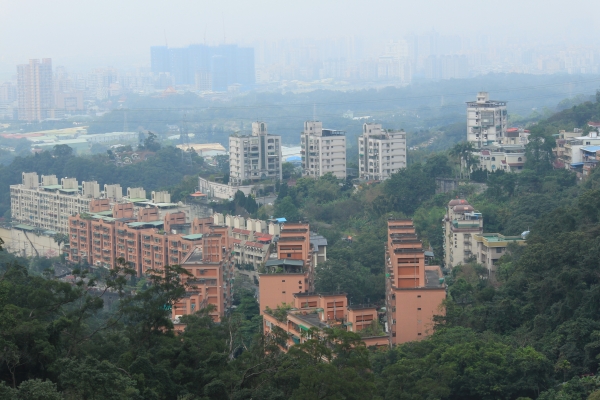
(425, 269, 444, 288)
(292, 312, 329, 329)
(183, 247, 203, 263)
(478, 233, 525, 243)
(181, 234, 203, 240)
(265, 259, 304, 267)
(127, 220, 164, 228)
(581, 145, 600, 153)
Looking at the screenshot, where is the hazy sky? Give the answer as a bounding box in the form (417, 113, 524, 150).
(1, 0, 598, 77)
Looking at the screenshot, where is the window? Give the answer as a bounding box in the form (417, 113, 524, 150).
(417, 308, 421, 310)
(282, 280, 285, 282)
(417, 295, 421, 298)
(491, 157, 496, 161)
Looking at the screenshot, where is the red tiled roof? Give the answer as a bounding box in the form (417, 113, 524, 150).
(481, 150, 490, 155)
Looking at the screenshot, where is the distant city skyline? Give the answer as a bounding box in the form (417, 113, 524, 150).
(1, 0, 599, 80)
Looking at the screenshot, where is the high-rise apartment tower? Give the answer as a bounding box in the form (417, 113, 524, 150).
(17, 59, 53, 121)
(301, 121, 347, 179)
(358, 123, 406, 180)
(229, 122, 282, 185)
(466, 92, 507, 148)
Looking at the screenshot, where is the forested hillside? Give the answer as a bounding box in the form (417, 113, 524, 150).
(3, 96, 600, 399)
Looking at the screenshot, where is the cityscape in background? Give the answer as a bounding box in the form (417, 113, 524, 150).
(1, 31, 600, 121)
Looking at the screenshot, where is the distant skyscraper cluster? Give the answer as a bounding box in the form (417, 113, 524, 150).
(150, 44, 255, 91)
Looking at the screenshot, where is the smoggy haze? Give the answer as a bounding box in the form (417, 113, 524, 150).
(1, 0, 598, 77)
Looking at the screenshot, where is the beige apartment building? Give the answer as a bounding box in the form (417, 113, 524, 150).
(10, 173, 106, 234)
(478, 145, 526, 173)
(473, 233, 526, 277)
(358, 123, 406, 180)
(229, 121, 282, 185)
(301, 121, 347, 179)
(443, 199, 483, 269)
(11, 173, 210, 236)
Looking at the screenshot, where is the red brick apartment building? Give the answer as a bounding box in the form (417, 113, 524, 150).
(385, 219, 446, 344)
(67, 203, 234, 321)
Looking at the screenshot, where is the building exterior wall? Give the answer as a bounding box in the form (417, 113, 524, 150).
(443, 199, 483, 269)
(259, 273, 308, 314)
(473, 233, 526, 277)
(17, 58, 54, 121)
(478, 148, 526, 173)
(11, 173, 95, 234)
(466, 92, 508, 148)
(301, 121, 347, 179)
(358, 123, 407, 180)
(393, 286, 446, 343)
(170, 231, 234, 323)
(198, 177, 253, 200)
(385, 219, 446, 345)
(229, 121, 282, 185)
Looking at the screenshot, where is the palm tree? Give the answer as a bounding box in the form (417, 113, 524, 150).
(450, 141, 477, 179)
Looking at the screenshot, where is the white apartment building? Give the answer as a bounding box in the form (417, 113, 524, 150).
(229, 121, 282, 185)
(443, 199, 483, 269)
(358, 123, 406, 180)
(467, 92, 508, 148)
(10, 173, 109, 234)
(301, 121, 346, 179)
(478, 145, 526, 173)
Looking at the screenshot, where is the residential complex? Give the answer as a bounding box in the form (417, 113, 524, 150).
(385, 219, 446, 344)
(301, 121, 347, 179)
(229, 121, 282, 185)
(263, 292, 388, 349)
(478, 146, 526, 173)
(443, 199, 483, 269)
(442, 198, 528, 277)
(358, 123, 407, 180)
(11, 172, 210, 235)
(175, 227, 234, 322)
(473, 233, 526, 278)
(259, 222, 315, 312)
(260, 221, 388, 349)
(466, 92, 508, 148)
(17, 59, 54, 121)
(553, 129, 600, 171)
(11, 173, 105, 234)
